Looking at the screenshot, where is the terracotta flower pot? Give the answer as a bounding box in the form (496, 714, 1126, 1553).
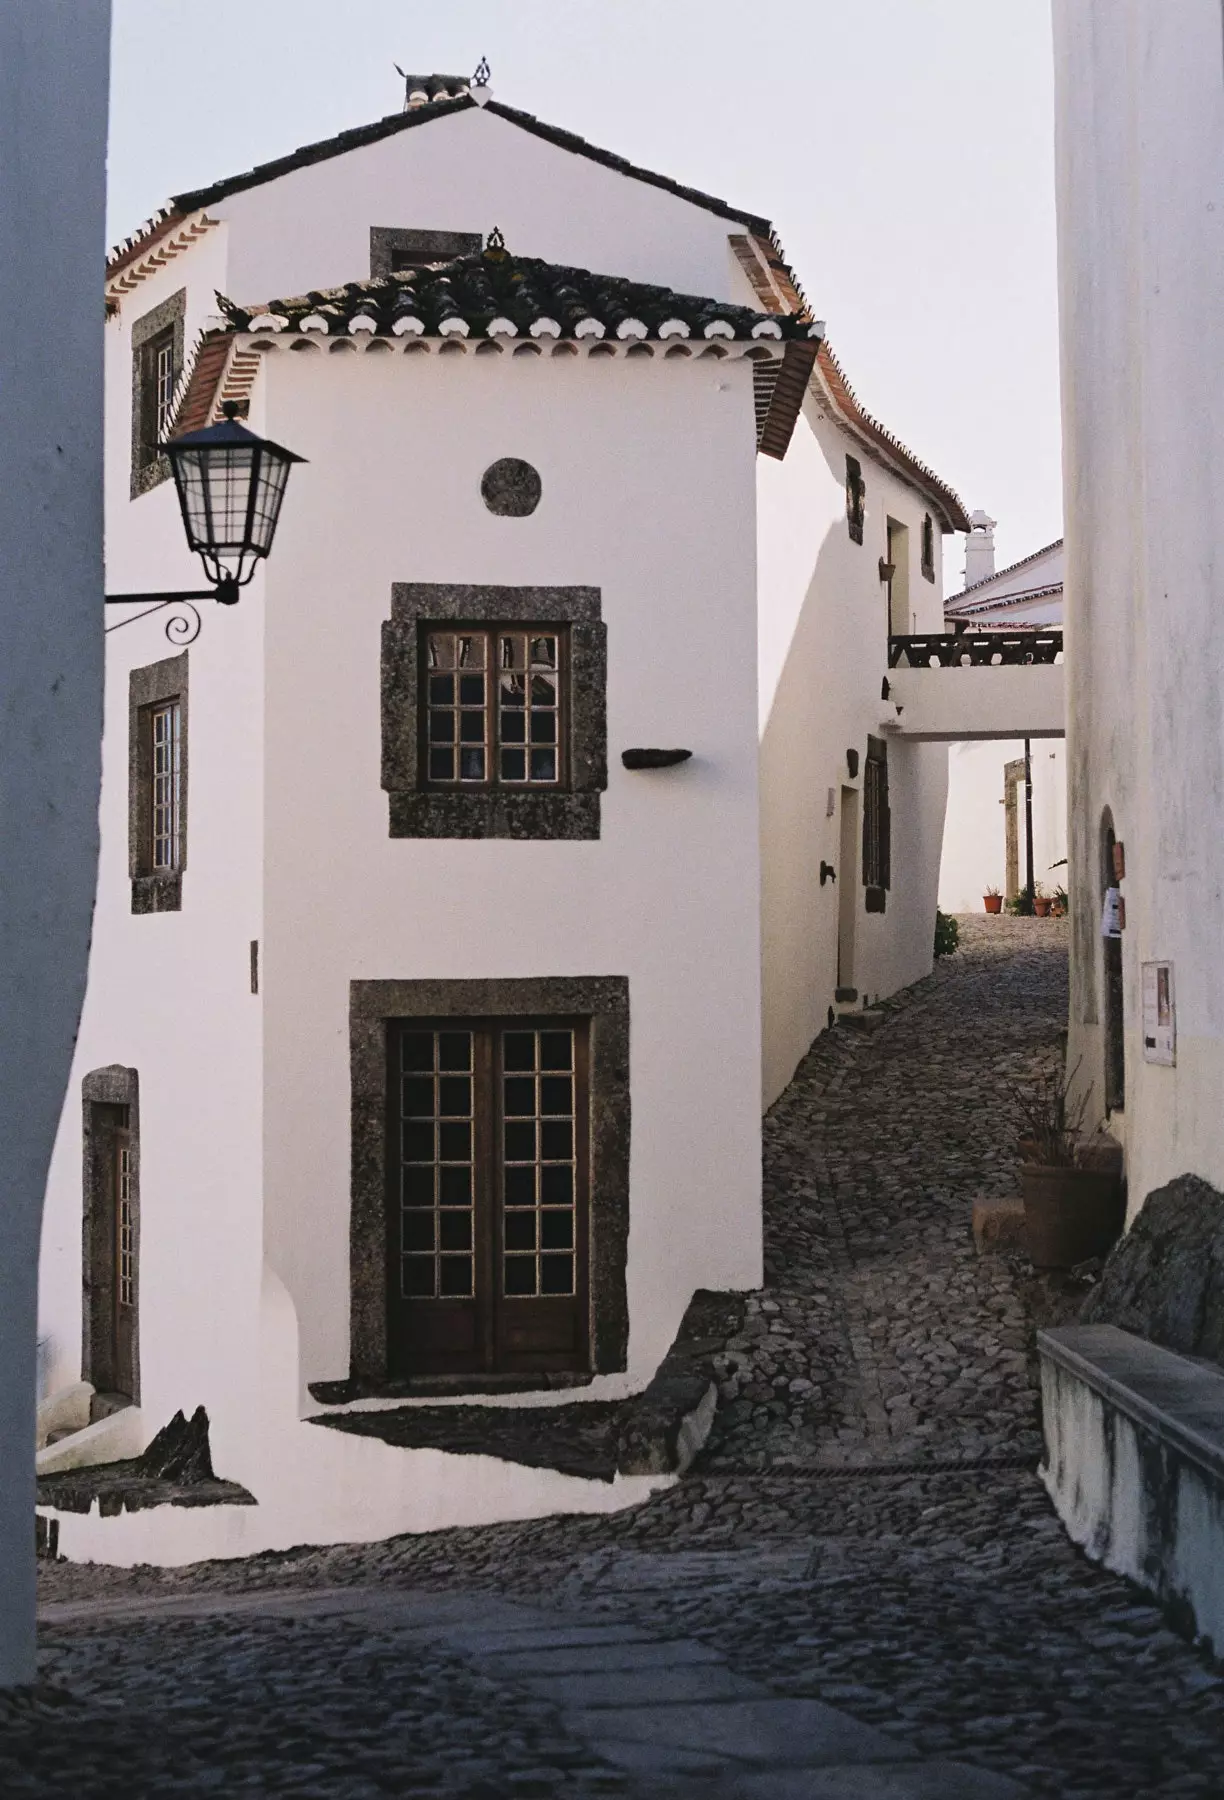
(984, 894, 1003, 914)
(1020, 1163, 1126, 1269)
(1034, 897, 1052, 917)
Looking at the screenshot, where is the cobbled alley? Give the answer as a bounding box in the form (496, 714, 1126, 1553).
(13, 919, 1224, 1798)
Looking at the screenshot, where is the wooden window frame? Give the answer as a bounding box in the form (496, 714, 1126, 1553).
(349, 975, 630, 1391)
(81, 1064, 140, 1406)
(419, 624, 570, 793)
(382, 583, 606, 840)
(921, 513, 936, 583)
(846, 453, 866, 545)
(862, 735, 890, 913)
(129, 651, 188, 913)
(130, 288, 186, 498)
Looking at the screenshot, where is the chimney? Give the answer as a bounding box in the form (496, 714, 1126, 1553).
(964, 509, 997, 588)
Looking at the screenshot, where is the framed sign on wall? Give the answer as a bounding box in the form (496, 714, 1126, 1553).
(1142, 961, 1176, 1066)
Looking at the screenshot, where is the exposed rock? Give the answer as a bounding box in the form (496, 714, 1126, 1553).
(1080, 1173, 1224, 1362)
(138, 1405, 215, 1481)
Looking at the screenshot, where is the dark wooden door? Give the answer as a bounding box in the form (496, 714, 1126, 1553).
(386, 1020, 589, 1379)
(89, 1106, 136, 1401)
(111, 1126, 136, 1399)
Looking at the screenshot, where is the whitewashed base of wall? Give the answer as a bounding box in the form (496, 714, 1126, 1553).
(1039, 1324, 1224, 1652)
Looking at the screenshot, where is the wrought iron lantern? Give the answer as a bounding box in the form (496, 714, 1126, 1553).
(105, 401, 306, 641)
(165, 403, 305, 603)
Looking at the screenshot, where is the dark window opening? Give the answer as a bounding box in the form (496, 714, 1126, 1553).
(846, 454, 866, 545)
(369, 228, 483, 279)
(82, 1066, 140, 1411)
(863, 735, 890, 911)
(387, 1019, 590, 1377)
(921, 513, 936, 583)
(129, 652, 188, 912)
(129, 289, 185, 497)
(1102, 811, 1125, 1112)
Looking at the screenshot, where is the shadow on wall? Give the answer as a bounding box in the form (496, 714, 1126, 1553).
(758, 514, 946, 1106)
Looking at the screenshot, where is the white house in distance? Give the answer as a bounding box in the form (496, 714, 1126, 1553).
(36, 70, 982, 1563)
(938, 516, 1067, 913)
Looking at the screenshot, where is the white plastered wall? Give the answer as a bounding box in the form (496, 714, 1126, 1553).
(940, 740, 1067, 914)
(1054, 0, 1224, 1203)
(758, 400, 949, 1106)
(256, 338, 763, 1408)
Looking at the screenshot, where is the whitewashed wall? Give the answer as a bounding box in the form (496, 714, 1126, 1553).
(256, 339, 763, 1403)
(758, 404, 948, 1105)
(1053, 0, 1224, 1205)
(940, 740, 1066, 914)
(0, 0, 109, 1689)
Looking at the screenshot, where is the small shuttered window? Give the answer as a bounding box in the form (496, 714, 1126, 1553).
(862, 736, 890, 911)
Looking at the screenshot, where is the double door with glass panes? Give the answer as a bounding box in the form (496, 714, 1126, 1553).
(387, 1020, 589, 1376)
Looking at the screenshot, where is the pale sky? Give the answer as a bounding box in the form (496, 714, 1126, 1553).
(108, 0, 1061, 579)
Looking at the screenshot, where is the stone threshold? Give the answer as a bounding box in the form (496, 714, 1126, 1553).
(308, 1288, 743, 1482)
(308, 1369, 594, 1405)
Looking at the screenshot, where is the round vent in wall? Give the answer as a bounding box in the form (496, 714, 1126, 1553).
(481, 458, 542, 517)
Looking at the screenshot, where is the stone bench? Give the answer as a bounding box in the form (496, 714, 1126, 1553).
(1039, 1323, 1224, 1650)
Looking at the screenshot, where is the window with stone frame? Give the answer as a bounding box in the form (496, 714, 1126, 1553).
(846, 454, 866, 545)
(130, 289, 186, 497)
(921, 513, 936, 583)
(382, 584, 606, 840)
(862, 735, 890, 913)
(129, 651, 188, 913)
(369, 228, 482, 278)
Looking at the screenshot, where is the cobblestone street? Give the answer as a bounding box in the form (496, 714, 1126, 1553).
(18, 919, 1224, 1797)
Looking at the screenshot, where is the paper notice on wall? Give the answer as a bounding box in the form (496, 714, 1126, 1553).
(1142, 961, 1175, 1066)
(1101, 888, 1123, 938)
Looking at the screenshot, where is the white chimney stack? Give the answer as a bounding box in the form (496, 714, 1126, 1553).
(964, 509, 997, 588)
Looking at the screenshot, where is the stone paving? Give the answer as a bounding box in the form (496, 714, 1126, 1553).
(19, 918, 1224, 1797)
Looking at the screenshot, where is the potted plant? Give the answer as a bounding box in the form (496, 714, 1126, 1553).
(1013, 1063, 1125, 1268)
(1007, 884, 1035, 916)
(1033, 882, 1052, 918)
(1050, 885, 1069, 918)
(983, 885, 1003, 914)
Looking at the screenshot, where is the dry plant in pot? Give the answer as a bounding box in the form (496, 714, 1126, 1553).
(1013, 1061, 1125, 1268)
(984, 885, 1003, 915)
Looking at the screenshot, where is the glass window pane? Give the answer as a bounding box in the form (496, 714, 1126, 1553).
(438, 1033, 472, 1072)
(457, 635, 485, 669)
(401, 1076, 435, 1118)
(541, 1211, 574, 1250)
(539, 1076, 572, 1116)
(541, 1120, 573, 1161)
(540, 1164, 573, 1205)
(428, 634, 455, 670)
(530, 712, 557, 744)
(402, 1121, 434, 1163)
(440, 1212, 472, 1251)
(429, 710, 455, 742)
(459, 674, 485, 706)
(459, 711, 485, 742)
(504, 1212, 536, 1252)
(503, 1077, 536, 1118)
(503, 1033, 536, 1072)
(531, 637, 557, 668)
(402, 1165, 436, 1205)
(459, 748, 485, 781)
(504, 1165, 536, 1206)
(429, 673, 455, 704)
(504, 1256, 537, 1296)
(439, 1256, 473, 1296)
(541, 1254, 574, 1295)
(439, 1121, 471, 1162)
(429, 748, 455, 782)
(530, 748, 557, 783)
(438, 1076, 471, 1118)
(402, 1213, 436, 1253)
(500, 711, 526, 743)
(504, 1120, 536, 1162)
(402, 1257, 435, 1297)
(540, 1032, 573, 1071)
(531, 674, 557, 706)
(500, 674, 526, 708)
(439, 1165, 471, 1206)
(500, 749, 527, 782)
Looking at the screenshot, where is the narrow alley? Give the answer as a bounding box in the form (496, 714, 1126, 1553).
(17, 922, 1224, 1799)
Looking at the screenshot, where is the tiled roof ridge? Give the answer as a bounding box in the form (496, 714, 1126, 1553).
(945, 580, 1064, 617)
(813, 339, 970, 534)
(107, 92, 773, 276)
(217, 251, 818, 344)
(948, 536, 1065, 602)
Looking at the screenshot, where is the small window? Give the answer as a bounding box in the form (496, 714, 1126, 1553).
(921, 513, 936, 583)
(423, 628, 566, 789)
(370, 228, 482, 278)
(862, 735, 890, 911)
(130, 289, 185, 497)
(846, 455, 866, 545)
(129, 652, 188, 912)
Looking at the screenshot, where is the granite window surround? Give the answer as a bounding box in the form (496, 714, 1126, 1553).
(129, 651, 188, 913)
(382, 583, 607, 840)
(130, 287, 186, 498)
(81, 1065, 140, 1404)
(349, 975, 630, 1388)
(369, 228, 483, 278)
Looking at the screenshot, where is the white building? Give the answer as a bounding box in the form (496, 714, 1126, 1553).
(939, 519, 1067, 913)
(36, 73, 975, 1562)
